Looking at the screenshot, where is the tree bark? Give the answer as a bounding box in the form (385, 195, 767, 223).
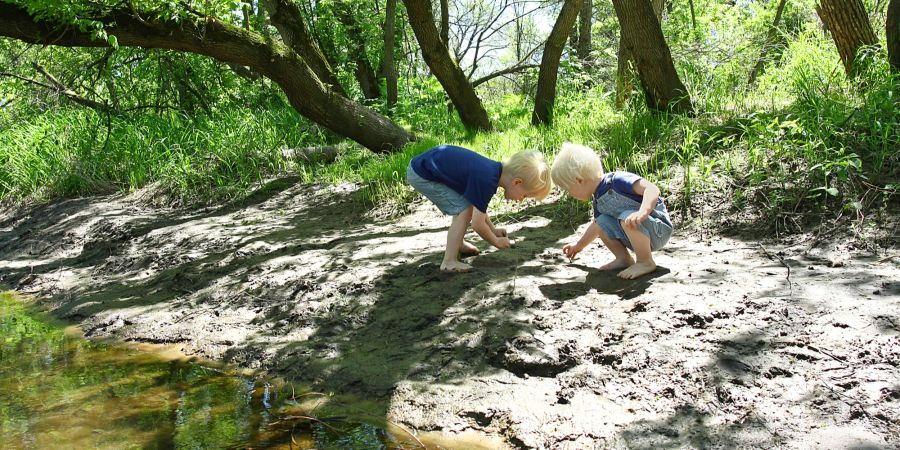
(577, 0, 592, 64)
(262, 0, 347, 96)
(816, 0, 878, 76)
(533, 0, 582, 126)
(887, 0, 900, 71)
(616, 0, 664, 107)
(383, 0, 399, 106)
(336, 5, 381, 101)
(403, 0, 492, 131)
(612, 0, 691, 113)
(748, 0, 788, 85)
(0, 3, 413, 153)
(440, 0, 450, 46)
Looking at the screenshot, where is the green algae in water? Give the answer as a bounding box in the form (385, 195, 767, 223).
(0, 292, 405, 449)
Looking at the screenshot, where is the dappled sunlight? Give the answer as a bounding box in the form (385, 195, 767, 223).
(1, 177, 898, 447)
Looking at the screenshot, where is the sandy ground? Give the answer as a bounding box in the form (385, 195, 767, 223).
(1, 180, 899, 449)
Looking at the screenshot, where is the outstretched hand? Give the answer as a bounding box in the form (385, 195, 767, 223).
(495, 236, 514, 249)
(562, 243, 582, 261)
(494, 227, 507, 237)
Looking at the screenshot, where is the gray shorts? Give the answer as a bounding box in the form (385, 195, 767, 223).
(407, 165, 471, 215)
(595, 210, 672, 252)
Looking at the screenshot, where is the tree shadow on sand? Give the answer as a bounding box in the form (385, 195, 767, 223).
(247, 202, 576, 420)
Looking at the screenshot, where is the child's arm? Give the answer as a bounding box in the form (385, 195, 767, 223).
(473, 210, 512, 248)
(623, 178, 661, 229)
(485, 215, 507, 237)
(563, 221, 601, 260)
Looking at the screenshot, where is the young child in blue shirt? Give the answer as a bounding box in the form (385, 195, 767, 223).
(551, 143, 673, 279)
(407, 144, 552, 273)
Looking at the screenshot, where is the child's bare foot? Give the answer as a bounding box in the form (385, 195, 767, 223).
(441, 261, 473, 273)
(617, 261, 657, 279)
(460, 241, 480, 256)
(598, 256, 634, 271)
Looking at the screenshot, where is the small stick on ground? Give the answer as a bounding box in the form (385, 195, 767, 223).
(386, 419, 426, 449)
(757, 243, 792, 297)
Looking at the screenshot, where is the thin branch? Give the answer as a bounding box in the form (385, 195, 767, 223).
(472, 63, 538, 87)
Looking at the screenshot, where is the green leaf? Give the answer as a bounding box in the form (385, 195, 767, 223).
(825, 187, 839, 196)
(107, 34, 118, 49)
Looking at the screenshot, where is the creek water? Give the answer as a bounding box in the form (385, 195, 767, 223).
(0, 291, 414, 449)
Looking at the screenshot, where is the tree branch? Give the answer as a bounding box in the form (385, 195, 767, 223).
(472, 63, 539, 87)
(0, 2, 413, 152)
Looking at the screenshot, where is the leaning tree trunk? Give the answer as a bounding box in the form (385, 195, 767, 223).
(263, 0, 347, 97)
(0, 4, 413, 153)
(612, 0, 692, 113)
(383, 0, 399, 106)
(403, 0, 492, 131)
(887, 0, 900, 71)
(533, 0, 582, 126)
(577, 0, 593, 64)
(816, 0, 878, 77)
(616, 0, 664, 107)
(748, 0, 788, 85)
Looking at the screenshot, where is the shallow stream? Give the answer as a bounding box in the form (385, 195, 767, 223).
(0, 291, 417, 449)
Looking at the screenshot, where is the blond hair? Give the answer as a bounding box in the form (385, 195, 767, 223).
(550, 142, 604, 190)
(503, 150, 552, 200)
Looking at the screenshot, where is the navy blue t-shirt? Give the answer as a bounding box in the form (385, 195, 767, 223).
(594, 171, 663, 205)
(410, 145, 502, 213)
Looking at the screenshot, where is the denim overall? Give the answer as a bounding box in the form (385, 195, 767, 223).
(593, 188, 673, 251)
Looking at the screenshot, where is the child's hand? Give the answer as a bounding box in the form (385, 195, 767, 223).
(562, 244, 582, 261)
(494, 236, 513, 249)
(623, 211, 649, 229)
(493, 227, 507, 237)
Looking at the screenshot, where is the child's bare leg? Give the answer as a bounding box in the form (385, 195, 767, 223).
(618, 223, 656, 279)
(442, 206, 474, 272)
(597, 228, 634, 270)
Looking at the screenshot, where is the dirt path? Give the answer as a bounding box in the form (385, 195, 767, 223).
(1, 180, 898, 449)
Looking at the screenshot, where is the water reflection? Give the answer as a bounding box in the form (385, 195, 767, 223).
(0, 292, 406, 450)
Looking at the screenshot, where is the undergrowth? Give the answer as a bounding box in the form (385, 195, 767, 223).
(1, 30, 897, 234)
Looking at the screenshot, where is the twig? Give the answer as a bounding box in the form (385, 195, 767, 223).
(385, 419, 426, 449)
(757, 243, 792, 297)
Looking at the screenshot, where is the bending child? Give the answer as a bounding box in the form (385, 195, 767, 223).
(551, 143, 673, 279)
(407, 144, 551, 273)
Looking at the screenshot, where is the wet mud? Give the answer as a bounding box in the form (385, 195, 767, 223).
(1, 180, 898, 448)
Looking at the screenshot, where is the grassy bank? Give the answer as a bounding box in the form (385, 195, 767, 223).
(1, 32, 897, 233)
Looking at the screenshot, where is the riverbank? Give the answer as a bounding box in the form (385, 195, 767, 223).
(1, 181, 898, 448)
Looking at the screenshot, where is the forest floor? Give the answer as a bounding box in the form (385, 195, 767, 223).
(1, 179, 899, 449)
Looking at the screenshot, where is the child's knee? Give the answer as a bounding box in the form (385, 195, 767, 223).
(456, 205, 474, 221)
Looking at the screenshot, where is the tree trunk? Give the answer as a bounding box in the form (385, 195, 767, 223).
(383, 0, 399, 106)
(616, 0, 665, 107)
(612, 0, 691, 113)
(403, 0, 492, 131)
(533, 0, 582, 126)
(748, 0, 788, 85)
(577, 0, 592, 64)
(816, 0, 878, 76)
(336, 6, 381, 101)
(440, 0, 450, 46)
(262, 0, 347, 97)
(0, 4, 413, 153)
(887, 0, 900, 71)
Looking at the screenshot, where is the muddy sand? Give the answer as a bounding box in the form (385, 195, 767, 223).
(1, 180, 898, 449)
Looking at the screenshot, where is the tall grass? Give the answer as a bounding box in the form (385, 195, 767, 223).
(0, 106, 312, 204)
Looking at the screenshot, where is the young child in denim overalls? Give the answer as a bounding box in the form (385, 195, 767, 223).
(550, 143, 673, 279)
(407, 144, 552, 273)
